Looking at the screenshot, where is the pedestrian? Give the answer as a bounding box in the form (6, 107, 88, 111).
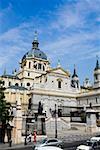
(28, 133, 32, 142)
(33, 130, 36, 143)
(27, 133, 32, 143)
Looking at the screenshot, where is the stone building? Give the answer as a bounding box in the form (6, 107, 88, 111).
(0, 33, 100, 138)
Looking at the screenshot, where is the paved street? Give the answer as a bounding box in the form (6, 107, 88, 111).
(0, 131, 100, 150)
(0, 143, 34, 150)
(0, 140, 85, 150)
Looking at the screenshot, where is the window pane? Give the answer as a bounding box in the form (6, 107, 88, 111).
(58, 81, 61, 88)
(38, 63, 41, 69)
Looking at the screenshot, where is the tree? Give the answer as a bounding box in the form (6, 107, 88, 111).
(0, 80, 11, 143)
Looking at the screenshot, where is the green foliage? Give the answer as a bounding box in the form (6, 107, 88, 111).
(0, 80, 11, 124)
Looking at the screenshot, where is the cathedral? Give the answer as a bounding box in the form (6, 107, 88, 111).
(0, 33, 100, 134)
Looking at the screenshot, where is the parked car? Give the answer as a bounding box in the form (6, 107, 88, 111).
(90, 136, 100, 142)
(34, 138, 63, 150)
(34, 146, 63, 150)
(76, 140, 100, 150)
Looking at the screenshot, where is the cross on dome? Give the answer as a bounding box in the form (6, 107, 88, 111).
(57, 59, 61, 68)
(34, 30, 38, 41)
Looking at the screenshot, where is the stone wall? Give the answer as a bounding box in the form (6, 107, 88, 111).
(45, 117, 70, 137)
(71, 122, 87, 131)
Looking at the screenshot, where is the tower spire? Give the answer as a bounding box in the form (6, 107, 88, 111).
(72, 64, 78, 78)
(3, 68, 6, 75)
(57, 59, 61, 68)
(32, 31, 39, 49)
(95, 55, 100, 70)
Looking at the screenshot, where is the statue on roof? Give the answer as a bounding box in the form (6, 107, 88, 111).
(38, 101, 43, 115)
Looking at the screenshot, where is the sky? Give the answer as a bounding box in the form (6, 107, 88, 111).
(0, 0, 100, 85)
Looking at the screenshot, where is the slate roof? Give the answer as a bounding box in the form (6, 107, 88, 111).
(7, 85, 27, 90)
(2, 74, 19, 79)
(22, 48, 47, 61)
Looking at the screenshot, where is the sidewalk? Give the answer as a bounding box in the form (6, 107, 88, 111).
(0, 130, 100, 149)
(0, 142, 34, 150)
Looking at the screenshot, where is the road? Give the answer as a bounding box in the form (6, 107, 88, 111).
(1, 132, 100, 150)
(63, 140, 85, 150)
(0, 140, 85, 150)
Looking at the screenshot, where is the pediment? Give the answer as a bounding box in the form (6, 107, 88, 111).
(47, 67, 70, 77)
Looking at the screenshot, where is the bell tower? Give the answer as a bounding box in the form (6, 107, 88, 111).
(17, 32, 50, 89)
(71, 65, 80, 90)
(94, 56, 100, 88)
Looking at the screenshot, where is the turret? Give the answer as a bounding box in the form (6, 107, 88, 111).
(94, 56, 100, 88)
(83, 77, 92, 88)
(71, 65, 80, 89)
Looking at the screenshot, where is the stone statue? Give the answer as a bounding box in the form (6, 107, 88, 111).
(89, 102, 92, 109)
(38, 101, 43, 115)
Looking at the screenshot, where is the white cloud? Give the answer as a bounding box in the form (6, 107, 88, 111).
(0, 0, 100, 74)
(0, 3, 12, 23)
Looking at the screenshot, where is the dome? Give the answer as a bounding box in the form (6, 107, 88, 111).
(22, 49, 47, 60)
(22, 32, 47, 61)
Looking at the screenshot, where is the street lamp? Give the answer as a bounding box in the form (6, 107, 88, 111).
(24, 98, 32, 145)
(24, 113, 28, 145)
(55, 104, 57, 138)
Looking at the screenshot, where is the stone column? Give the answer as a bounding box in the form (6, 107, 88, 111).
(86, 109, 98, 133)
(14, 91, 22, 144)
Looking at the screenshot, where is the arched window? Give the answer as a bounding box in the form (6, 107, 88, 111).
(28, 72, 30, 76)
(58, 81, 61, 89)
(57, 78, 62, 89)
(29, 62, 31, 69)
(27, 82, 30, 86)
(43, 65, 45, 71)
(87, 99, 88, 104)
(38, 63, 41, 70)
(15, 83, 19, 86)
(45, 77, 47, 82)
(95, 74, 98, 80)
(9, 82, 11, 86)
(28, 98, 32, 109)
(96, 97, 98, 104)
(2, 81, 5, 85)
(34, 64, 37, 69)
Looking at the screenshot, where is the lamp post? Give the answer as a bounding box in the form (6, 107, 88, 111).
(24, 98, 32, 145)
(55, 104, 57, 138)
(24, 113, 28, 145)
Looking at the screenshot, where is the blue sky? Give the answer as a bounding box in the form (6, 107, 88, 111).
(0, 0, 100, 84)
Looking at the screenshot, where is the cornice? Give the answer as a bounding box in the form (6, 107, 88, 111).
(77, 89, 100, 98)
(30, 88, 77, 98)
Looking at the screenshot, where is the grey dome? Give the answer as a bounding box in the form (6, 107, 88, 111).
(22, 35, 47, 60)
(22, 49, 47, 60)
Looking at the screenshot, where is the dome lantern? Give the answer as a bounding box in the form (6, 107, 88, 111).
(32, 31, 39, 50)
(22, 32, 47, 61)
